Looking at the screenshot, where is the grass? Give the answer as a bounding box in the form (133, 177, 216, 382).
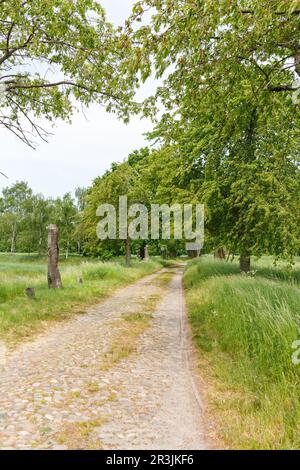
(50, 269, 173, 450)
(0, 253, 163, 345)
(184, 256, 300, 449)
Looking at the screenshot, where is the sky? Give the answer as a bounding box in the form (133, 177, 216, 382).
(0, 1, 153, 198)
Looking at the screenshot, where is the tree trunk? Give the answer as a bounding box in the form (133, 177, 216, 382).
(77, 240, 81, 255)
(11, 225, 16, 254)
(240, 253, 251, 273)
(125, 238, 131, 267)
(38, 229, 43, 256)
(139, 244, 145, 260)
(47, 224, 62, 289)
(187, 249, 200, 258)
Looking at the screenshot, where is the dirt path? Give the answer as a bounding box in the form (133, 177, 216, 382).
(0, 266, 211, 450)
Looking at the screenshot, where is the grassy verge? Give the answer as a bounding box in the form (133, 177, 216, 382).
(184, 257, 300, 449)
(0, 254, 163, 345)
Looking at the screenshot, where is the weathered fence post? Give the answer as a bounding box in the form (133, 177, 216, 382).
(144, 244, 149, 261)
(187, 249, 201, 258)
(47, 224, 62, 289)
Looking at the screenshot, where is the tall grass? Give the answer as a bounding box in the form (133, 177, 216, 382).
(184, 257, 300, 449)
(0, 254, 163, 344)
(185, 255, 300, 285)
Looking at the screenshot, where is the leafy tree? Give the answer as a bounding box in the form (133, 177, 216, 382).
(73, 187, 88, 254)
(82, 163, 132, 265)
(53, 193, 78, 259)
(128, 0, 300, 270)
(75, 187, 88, 213)
(0, 0, 138, 147)
(0, 181, 33, 253)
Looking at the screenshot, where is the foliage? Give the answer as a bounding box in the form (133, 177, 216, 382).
(0, 252, 163, 344)
(0, 0, 139, 146)
(127, 0, 300, 267)
(80, 161, 140, 258)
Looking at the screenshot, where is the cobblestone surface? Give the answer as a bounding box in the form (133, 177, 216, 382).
(0, 267, 210, 450)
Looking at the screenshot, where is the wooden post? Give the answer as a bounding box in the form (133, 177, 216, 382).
(47, 224, 62, 289)
(144, 244, 149, 261)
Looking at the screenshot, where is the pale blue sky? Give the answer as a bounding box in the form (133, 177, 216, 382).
(0, 1, 153, 197)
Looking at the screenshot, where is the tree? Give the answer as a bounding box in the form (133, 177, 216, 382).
(0, 181, 33, 253)
(0, 183, 81, 256)
(53, 193, 77, 259)
(74, 187, 88, 255)
(30, 195, 52, 254)
(0, 0, 138, 147)
(128, 0, 300, 270)
(47, 224, 62, 289)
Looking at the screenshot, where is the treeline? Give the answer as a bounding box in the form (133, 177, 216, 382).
(79, 140, 300, 270)
(0, 182, 86, 256)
